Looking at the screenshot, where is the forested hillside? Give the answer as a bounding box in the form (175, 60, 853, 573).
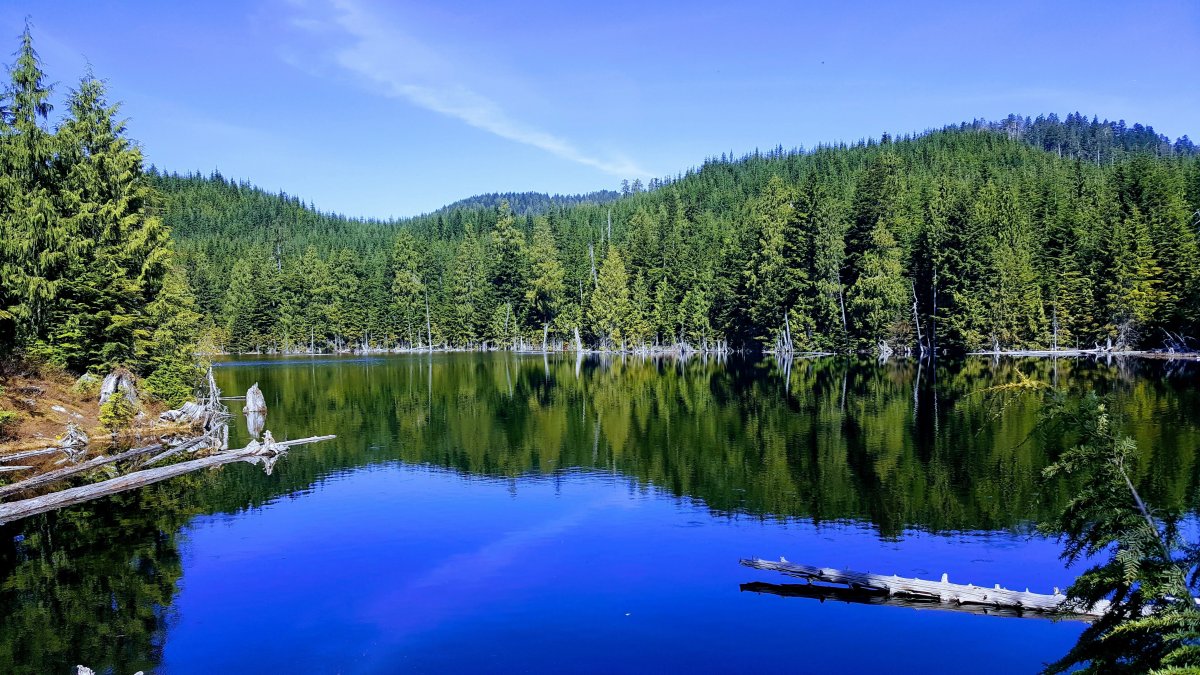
(164, 118, 1200, 355)
(0, 28, 198, 403)
(434, 190, 620, 216)
(3, 27, 1198, 362)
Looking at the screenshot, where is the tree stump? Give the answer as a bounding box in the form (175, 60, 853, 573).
(243, 383, 266, 413)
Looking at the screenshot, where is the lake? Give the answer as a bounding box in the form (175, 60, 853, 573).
(2, 353, 1198, 673)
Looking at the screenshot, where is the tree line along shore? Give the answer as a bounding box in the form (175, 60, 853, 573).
(2, 24, 1200, 440)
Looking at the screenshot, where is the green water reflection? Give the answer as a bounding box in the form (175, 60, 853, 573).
(0, 354, 1195, 673)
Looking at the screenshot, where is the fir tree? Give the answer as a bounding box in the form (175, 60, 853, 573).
(390, 230, 426, 347)
(745, 175, 802, 348)
(589, 246, 631, 349)
(848, 221, 908, 351)
(524, 216, 565, 337)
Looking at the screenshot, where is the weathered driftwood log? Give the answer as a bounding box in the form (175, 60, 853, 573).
(243, 383, 266, 413)
(59, 422, 88, 451)
(741, 558, 1107, 616)
(0, 466, 34, 473)
(0, 433, 335, 525)
(98, 368, 138, 405)
(739, 582, 1094, 621)
(142, 435, 211, 468)
(159, 401, 207, 424)
(0, 447, 60, 463)
(0, 443, 163, 500)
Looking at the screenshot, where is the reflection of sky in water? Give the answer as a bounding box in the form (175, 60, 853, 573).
(34, 351, 1183, 674)
(163, 466, 1082, 673)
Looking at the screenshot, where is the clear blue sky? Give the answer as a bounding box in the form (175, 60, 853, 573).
(4, 0, 1197, 218)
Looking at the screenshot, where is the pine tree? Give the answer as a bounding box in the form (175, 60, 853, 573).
(848, 221, 907, 351)
(1041, 392, 1200, 674)
(53, 73, 173, 370)
(745, 175, 802, 348)
(652, 279, 678, 346)
(524, 216, 565, 338)
(2, 25, 62, 349)
(1115, 156, 1198, 336)
(987, 184, 1047, 349)
(627, 273, 653, 347)
(680, 286, 713, 347)
(224, 257, 272, 353)
(589, 246, 631, 349)
(390, 230, 426, 347)
(846, 152, 902, 286)
(489, 201, 527, 317)
(329, 248, 365, 348)
(805, 179, 849, 350)
(446, 225, 489, 346)
(138, 265, 202, 406)
(1103, 207, 1165, 346)
(625, 206, 661, 281)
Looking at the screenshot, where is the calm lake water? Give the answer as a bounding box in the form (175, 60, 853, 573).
(2, 354, 1198, 673)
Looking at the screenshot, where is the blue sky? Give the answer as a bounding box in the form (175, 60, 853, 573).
(4, 0, 1197, 218)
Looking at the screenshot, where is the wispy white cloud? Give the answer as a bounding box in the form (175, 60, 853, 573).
(292, 0, 649, 178)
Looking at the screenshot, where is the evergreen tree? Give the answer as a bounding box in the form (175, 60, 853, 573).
(52, 74, 173, 370)
(138, 266, 202, 406)
(805, 179, 849, 350)
(2, 25, 61, 349)
(329, 248, 365, 348)
(390, 230, 426, 347)
(846, 152, 902, 286)
(680, 285, 713, 347)
(847, 221, 908, 351)
(446, 225, 489, 345)
(649, 280, 677, 346)
(524, 216, 565, 337)
(589, 246, 631, 348)
(223, 256, 272, 353)
(986, 183, 1047, 349)
(1103, 207, 1165, 346)
(627, 273, 653, 347)
(489, 201, 527, 316)
(745, 175, 803, 348)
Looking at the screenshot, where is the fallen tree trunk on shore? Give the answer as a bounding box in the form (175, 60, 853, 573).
(741, 558, 1107, 617)
(0, 433, 335, 525)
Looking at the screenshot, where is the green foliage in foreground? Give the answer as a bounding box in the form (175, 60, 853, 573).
(0, 27, 201, 402)
(1041, 392, 1200, 674)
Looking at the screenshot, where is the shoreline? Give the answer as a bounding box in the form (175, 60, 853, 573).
(199, 347, 1200, 362)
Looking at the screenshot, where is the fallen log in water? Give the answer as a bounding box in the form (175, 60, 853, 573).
(0, 433, 336, 525)
(739, 581, 1094, 621)
(0, 443, 163, 500)
(741, 558, 1108, 617)
(0, 447, 59, 463)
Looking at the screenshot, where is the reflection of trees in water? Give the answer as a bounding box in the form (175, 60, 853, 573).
(0, 477, 203, 675)
(213, 354, 1200, 537)
(0, 355, 1195, 674)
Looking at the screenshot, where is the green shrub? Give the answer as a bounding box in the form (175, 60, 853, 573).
(72, 373, 102, 399)
(142, 353, 203, 408)
(98, 394, 136, 433)
(0, 410, 19, 439)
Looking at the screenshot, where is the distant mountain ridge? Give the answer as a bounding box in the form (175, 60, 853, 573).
(429, 190, 622, 217)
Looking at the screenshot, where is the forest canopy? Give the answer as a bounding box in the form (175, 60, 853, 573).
(162, 116, 1200, 356)
(0, 26, 199, 403)
(2, 27, 1199, 363)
